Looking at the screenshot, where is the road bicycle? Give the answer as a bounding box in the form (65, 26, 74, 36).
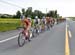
(18, 27, 33, 47)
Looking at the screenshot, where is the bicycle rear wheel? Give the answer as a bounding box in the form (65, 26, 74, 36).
(18, 32, 25, 47)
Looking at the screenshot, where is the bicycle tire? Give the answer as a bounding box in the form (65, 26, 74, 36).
(18, 32, 25, 47)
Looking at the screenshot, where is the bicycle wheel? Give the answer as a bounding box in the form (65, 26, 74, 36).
(33, 28, 37, 37)
(32, 30, 37, 38)
(18, 32, 25, 47)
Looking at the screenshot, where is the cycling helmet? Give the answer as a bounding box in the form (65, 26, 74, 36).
(35, 16, 38, 19)
(20, 14, 25, 20)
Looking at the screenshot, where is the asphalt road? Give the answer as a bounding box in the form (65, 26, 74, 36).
(67, 20, 75, 55)
(0, 22, 66, 55)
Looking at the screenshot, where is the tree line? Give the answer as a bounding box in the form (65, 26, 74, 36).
(0, 7, 62, 19)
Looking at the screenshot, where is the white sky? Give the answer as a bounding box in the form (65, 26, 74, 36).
(0, 0, 75, 17)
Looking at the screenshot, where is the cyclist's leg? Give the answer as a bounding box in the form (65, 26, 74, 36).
(46, 22, 49, 29)
(25, 27, 30, 41)
(23, 24, 27, 35)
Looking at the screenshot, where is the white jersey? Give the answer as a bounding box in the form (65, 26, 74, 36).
(38, 19, 41, 25)
(41, 18, 46, 24)
(34, 18, 39, 24)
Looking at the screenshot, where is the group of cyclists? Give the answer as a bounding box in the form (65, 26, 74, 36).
(20, 14, 55, 42)
(18, 14, 66, 47)
(21, 15, 55, 30)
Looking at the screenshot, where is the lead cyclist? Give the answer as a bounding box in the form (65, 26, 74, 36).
(20, 15, 32, 41)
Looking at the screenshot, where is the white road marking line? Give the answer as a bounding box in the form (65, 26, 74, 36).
(68, 30, 72, 38)
(66, 23, 72, 38)
(0, 35, 19, 43)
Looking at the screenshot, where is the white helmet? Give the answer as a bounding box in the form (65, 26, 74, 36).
(35, 16, 38, 19)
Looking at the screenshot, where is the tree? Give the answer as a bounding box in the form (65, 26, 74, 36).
(57, 14, 59, 18)
(0, 15, 6, 18)
(33, 10, 44, 18)
(25, 7, 32, 17)
(31, 12, 35, 19)
(48, 11, 55, 17)
(0, 7, 61, 19)
(54, 10, 57, 18)
(46, 10, 58, 18)
(12, 15, 16, 18)
(16, 10, 21, 18)
(22, 8, 25, 15)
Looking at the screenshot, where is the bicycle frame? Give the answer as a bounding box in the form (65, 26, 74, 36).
(22, 29, 29, 39)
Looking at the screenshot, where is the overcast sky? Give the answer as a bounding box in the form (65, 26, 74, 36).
(0, 0, 75, 17)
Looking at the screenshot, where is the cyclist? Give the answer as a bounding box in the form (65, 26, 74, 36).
(34, 16, 40, 33)
(41, 16, 46, 31)
(52, 18, 55, 25)
(20, 15, 31, 41)
(50, 17, 53, 28)
(42, 16, 46, 25)
(46, 17, 50, 29)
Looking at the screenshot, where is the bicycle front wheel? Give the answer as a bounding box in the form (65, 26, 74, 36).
(18, 32, 25, 47)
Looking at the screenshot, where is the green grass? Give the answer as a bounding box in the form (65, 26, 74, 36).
(0, 18, 20, 23)
(0, 18, 21, 32)
(0, 23, 20, 32)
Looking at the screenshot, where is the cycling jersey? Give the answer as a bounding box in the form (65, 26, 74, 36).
(46, 17, 50, 24)
(35, 18, 38, 24)
(23, 18, 31, 30)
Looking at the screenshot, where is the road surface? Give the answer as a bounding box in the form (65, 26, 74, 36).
(67, 20, 75, 55)
(0, 20, 75, 55)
